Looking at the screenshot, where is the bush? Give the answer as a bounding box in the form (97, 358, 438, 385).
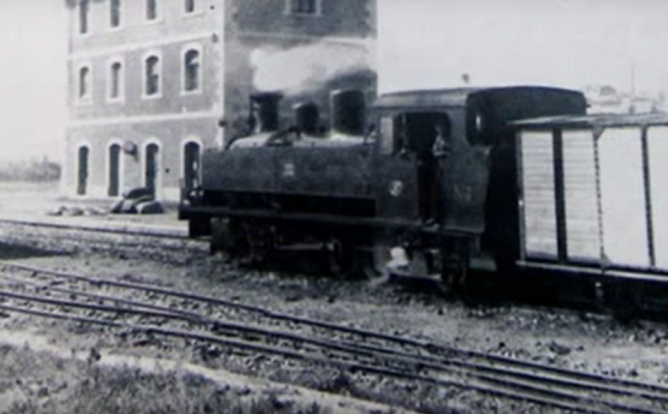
(0, 158, 61, 182)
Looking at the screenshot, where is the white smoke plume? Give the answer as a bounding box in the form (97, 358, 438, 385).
(250, 40, 376, 94)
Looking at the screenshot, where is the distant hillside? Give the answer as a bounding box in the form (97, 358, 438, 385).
(0, 158, 61, 182)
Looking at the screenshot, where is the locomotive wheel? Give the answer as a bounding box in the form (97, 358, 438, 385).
(242, 223, 275, 265)
(210, 218, 238, 257)
(357, 252, 383, 279)
(325, 238, 354, 276)
(440, 239, 470, 297)
(339, 241, 386, 281)
(224, 218, 251, 259)
(222, 220, 274, 265)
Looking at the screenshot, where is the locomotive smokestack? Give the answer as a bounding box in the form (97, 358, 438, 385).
(330, 89, 366, 136)
(250, 92, 283, 133)
(293, 102, 320, 135)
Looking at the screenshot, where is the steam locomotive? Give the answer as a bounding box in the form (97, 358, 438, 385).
(179, 85, 668, 299)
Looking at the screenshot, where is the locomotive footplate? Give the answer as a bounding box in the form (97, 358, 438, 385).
(179, 205, 477, 238)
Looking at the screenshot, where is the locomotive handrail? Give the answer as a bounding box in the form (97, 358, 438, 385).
(265, 128, 297, 147)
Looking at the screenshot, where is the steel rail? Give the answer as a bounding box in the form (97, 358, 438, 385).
(2, 272, 667, 405)
(0, 221, 206, 260)
(0, 217, 189, 240)
(1, 278, 667, 414)
(3, 259, 668, 401)
(0, 301, 660, 414)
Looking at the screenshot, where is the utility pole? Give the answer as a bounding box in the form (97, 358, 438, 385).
(629, 62, 636, 114)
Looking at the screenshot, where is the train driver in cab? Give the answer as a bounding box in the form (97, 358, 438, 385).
(432, 120, 452, 158)
(425, 117, 452, 225)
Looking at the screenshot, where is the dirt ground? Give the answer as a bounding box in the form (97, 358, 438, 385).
(2, 247, 668, 413)
(0, 181, 184, 229)
(2, 182, 668, 413)
(0, 332, 418, 414)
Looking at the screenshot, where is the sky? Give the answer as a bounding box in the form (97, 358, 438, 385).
(0, 2, 67, 162)
(1, 0, 668, 162)
(378, 0, 668, 93)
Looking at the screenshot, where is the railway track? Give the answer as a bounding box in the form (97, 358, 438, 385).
(1, 261, 667, 414)
(0, 218, 208, 263)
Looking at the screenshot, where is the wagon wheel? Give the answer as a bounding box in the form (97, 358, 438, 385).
(598, 279, 644, 322)
(440, 239, 470, 297)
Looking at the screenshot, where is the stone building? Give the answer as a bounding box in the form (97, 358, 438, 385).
(63, 0, 377, 201)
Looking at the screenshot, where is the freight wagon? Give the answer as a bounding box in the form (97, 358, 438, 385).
(515, 114, 668, 307)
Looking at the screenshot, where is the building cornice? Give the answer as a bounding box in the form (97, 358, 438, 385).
(67, 110, 221, 128)
(68, 31, 220, 60)
(236, 30, 374, 46)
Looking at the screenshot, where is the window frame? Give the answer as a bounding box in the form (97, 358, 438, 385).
(76, 142, 92, 197)
(378, 116, 395, 156)
(285, 0, 322, 16)
(142, 51, 163, 99)
(78, 0, 90, 35)
(109, 0, 123, 30)
(183, 0, 199, 15)
(181, 137, 203, 190)
(142, 138, 163, 199)
(106, 57, 125, 103)
(378, 111, 454, 156)
(76, 62, 93, 105)
(145, 0, 163, 23)
(181, 44, 203, 95)
(106, 139, 125, 197)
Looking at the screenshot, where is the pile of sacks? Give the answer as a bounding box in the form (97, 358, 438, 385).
(110, 187, 164, 215)
(46, 205, 107, 217)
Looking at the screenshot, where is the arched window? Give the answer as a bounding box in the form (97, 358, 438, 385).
(109, 62, 122, 100)
(184, 0, 195, 13)
(144, 56, 161, 96)
(183, 141, 201, 192)
(144, 143, 161, 197)
(79, 66, 91, 100)
(146, 0, 158, 20)
(183, 49, 200, 92)
(289, 0, 318, 15)
(108, 143, 121, 197)
(77, 146, 90, 196)
(79, 0, 90, 34)
(110, 0, 121, 28)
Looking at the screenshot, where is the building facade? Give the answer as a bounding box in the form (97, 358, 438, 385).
(63, 0, 377, 201)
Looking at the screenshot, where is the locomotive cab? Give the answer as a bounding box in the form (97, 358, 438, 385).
(373, 91, 494, 236)
(374, 111, 453, 223)
(371, 87, 587, 283)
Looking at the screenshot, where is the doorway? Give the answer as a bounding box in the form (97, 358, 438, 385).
(108, 143, 121, 196)
(77, 146, 89, 196)
(144, 143, 160, 197)
(183, 141, 201, 192)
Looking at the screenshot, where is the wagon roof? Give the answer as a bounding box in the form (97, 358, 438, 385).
(373, 86, 581, 111)
(514, 112, 668, 129)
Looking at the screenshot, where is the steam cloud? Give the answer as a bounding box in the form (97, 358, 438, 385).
(250, 40, 376, 94)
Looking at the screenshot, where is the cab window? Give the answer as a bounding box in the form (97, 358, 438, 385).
(379, 117, 395, 155)
(379, 112, 451, 156)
